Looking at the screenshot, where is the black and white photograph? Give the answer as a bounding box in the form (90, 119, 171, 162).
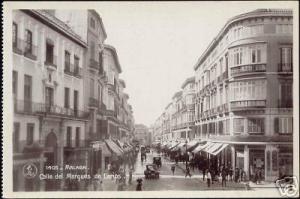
(2, 1, 299, 198)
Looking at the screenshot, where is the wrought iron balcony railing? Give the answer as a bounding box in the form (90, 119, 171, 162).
(278, 63, 293, 73)
(230, 100, 266, 111)
(44, 55, 58, 69)
(14, 100, 89, 119)
(231, 64, 266, 77)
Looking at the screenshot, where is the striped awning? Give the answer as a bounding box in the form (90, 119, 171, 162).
(105, 139, 123, 156)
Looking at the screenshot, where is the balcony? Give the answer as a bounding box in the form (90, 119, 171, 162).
(44, 55, 58, 69)
(14, 100, 89, 119)
(89, 58, 99, 70)
(64, 63, 82, 78)
(230, 100, 266, 111)
(23, 44, 38, 61)
(278, 99, 293, 108)
(13, 38, 23, 55)
(89, 97, 99, 108)
(13, 39, 37, 60)
(231, 64, 266, 77)
(278, 63, 293, 73)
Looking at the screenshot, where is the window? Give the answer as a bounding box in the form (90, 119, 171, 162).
(13, 122, 20, 152)
(180, 131, 186, 138)
(275, 117, 293, 134)
(250, 25, 264, 35)
(276, 24, 293, 34)
(234, 118, 244, 134)
(233, 48, 243, 66)
(74, 90, 78, 112)
(74, 56, 80, 74)
(13, 71, 18, 99)
(13, 22, 18, 47)
(64, 87, 70, 108)
(279, 47, 292, 72)
(279, 83, 293, 107)
(75, 127, 80, 147)
(25, 29, 32, 54)
(90, 79, 95, 98)
(24, 75, 32, 112)
(90, 42, 95, 60)
(26, 123, 34, 145)
(46, 41, 54, 64)
(232, 80, 266, 101)
(248, 118, 265, 134)
(99, 52, 103, 74)
(66, 127, 72, 147)
(251, 48, 261, 63)
(272, 151, 278, 171)
(90, 17, 95, 29)
(64, 51, 71, 72)
(45, 87, 54, 110)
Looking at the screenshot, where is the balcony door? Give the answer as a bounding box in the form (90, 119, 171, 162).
(24, 75, 32, 112)
(74, 90, 78, 116)
(45, 87, 54, 112)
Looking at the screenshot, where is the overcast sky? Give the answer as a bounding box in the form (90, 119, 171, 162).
(95, 1, 296, 127)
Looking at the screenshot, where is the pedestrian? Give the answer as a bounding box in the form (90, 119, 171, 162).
(171, 164, 176, 175)
(136, 178, 143, 191)
(207, 169, 212, 188)
(229, 167, 233, 181)
(221, 168, 227, 187)
(185, 166, 192, 178)
(258, 168, 262, 184)
(202, 166, 206, 181)
(241, 169, 246, 182)
(129, 168, 133, 185)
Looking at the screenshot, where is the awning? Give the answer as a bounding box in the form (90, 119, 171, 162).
(105, 139, 123, 156)
(192, 142, 208, 153)
(210, 144, 229, 156)
(168, 142, 180, 150)
(171, 142, 185, 152)
(205, 142, 223, 154)
(102, 142, 112, 156)
(186, 140, 199, 150)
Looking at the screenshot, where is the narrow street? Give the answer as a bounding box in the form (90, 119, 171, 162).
(102, 149, 246, 191)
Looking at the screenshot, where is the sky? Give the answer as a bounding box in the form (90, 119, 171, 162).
(95, 1, 297, 127)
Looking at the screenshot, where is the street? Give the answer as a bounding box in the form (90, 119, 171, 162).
(102, 149, 246, 191)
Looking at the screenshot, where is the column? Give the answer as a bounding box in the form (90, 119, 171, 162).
(244, 145, 249, 180)
(231, 146, 236, 175)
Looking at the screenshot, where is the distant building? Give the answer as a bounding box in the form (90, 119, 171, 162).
(134, 124, 151, 146)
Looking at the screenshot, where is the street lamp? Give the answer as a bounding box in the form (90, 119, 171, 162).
(185, 139, 188, 170)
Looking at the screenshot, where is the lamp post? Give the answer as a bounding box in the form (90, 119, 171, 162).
(185, 139, 188, 170)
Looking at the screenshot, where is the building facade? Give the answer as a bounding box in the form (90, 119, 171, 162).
(12, 9, 135, 191)
(194, 9, 293, 181)
(12, 9, 89, 191)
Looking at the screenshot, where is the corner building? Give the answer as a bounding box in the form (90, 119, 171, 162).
(194, 9, 293, 182)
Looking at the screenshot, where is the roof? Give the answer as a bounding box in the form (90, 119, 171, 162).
(181, 76, 195, 89)
(104, 44, 122, 73)
(119, 79, 126, 88)
(194, 9, 293, 71)
(89, 9, 107, 40)
(22, 10, 87, 48)
(172, 91, 182, 99)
